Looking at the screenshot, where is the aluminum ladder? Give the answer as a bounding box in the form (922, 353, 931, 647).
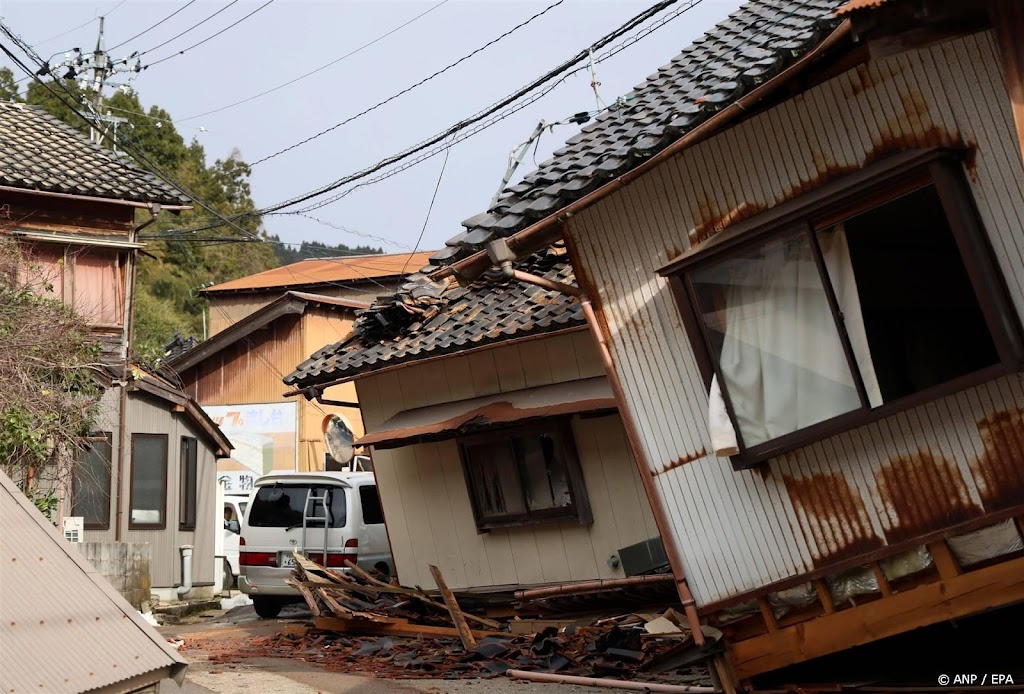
(301, 488, 330, 562)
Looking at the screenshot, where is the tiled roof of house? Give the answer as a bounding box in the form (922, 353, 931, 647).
(428, 0, 842, 268)
(0, 102, 188, 206)
(285, 246, 582, 388)
(202, 252, 436, 293)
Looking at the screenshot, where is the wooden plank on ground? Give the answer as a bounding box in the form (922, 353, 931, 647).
(729, 555, 1024, 679)
(314, 617, 507, 639)
(430, 564, 476, 650)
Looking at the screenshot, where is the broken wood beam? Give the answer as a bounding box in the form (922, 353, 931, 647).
(342, 560, 501, 630)
(284, 577, 322, 618)
(757, 596, 778, 632)
(430, 564, 476, 650)
(313, 616, 506, 640)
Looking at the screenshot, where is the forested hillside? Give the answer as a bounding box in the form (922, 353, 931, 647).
(0, 67, 378, 363)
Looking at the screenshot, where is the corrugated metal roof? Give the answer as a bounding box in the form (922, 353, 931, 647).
(285, 246, 584, 389)
(0, 471, 187, 693)
(834, 0, 893, 16)
(0, 102, 189, 206)
(427, 0, 843, 269)
(359, 376, 615, 447)
(202, 252, 436, 293)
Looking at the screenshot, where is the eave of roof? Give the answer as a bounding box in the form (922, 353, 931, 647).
(129, 373, 233, 455)
(201, 252, 436, 293)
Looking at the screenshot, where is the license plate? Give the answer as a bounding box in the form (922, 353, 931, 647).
(279, 553, 296, 568)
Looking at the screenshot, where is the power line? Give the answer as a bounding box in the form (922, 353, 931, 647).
(403, 141, 451, 276)
(128, 0, 703, 236)
(108, 0, 199, 51)
(144, 0, 276, 69)
(249, 0, 568, 168)
(33, 18, 97, 47)
(178, 0, 451, 122)
(135, 0, 239, 57)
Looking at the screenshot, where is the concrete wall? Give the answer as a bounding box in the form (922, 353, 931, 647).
(79, 542, 151, 609)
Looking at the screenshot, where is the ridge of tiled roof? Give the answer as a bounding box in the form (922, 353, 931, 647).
(428, 0, 842, 269)
(285, 245, 582, 388)
(0, 102, 189, 206)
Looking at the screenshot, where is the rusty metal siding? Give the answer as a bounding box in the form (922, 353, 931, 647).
(569, 31, 1024, 605)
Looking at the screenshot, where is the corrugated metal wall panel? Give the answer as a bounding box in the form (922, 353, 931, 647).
(570, 31, 1024, 605)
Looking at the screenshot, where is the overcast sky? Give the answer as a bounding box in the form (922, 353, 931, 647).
(1, 0, 744, 255)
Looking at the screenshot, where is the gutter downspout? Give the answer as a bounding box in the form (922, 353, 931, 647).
(494, 243, 704, 647)
(431, 19, 852, 285)
(115, 203, 160, 541)
(177, 544, 194, 597)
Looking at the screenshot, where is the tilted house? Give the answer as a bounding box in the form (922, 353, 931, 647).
(389, 0, 1024, 688)
(285, 246, 668, 595)
(0, 101, 231, 602)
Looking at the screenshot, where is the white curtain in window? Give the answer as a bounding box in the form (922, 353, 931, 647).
(713, 233, 863, 449)
(818, 223, 883, 408)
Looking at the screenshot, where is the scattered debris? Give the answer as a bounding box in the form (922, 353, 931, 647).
(185, 553, 719, 689)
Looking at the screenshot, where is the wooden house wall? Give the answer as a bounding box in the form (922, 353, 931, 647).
(568, 30, 1024, 607)
(355, 331, 661, 590)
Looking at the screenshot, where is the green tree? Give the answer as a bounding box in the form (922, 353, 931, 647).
(0, 67, 22, 101)
(0, 238, 100, 499)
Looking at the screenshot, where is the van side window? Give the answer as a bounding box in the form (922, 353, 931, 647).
(359, 485, 384, 525)
(248, 485, 347, 528)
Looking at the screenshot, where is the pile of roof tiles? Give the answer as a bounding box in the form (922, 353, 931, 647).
(200, 620, 714, 686)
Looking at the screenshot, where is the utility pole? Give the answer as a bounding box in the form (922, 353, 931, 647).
(46, 17, 140, 147)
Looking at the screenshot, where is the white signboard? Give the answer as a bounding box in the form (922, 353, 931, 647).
(204, 402, 298, 478)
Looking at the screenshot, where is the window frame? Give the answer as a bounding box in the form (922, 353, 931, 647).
(661, 149, 1024, 469)
(179, 436, 198, 531)
(129, 433, 169, 530)
(457, 420, 593, 532)
(72, 433, 113, 530)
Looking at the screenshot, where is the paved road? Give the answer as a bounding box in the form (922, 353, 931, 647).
(158, 602, 637, 694)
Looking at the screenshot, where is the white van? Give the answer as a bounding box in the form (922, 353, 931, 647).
(238, 471, 393, 618)
(221, 493, 250, 588)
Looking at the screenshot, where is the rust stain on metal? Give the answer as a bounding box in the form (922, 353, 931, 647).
(875, 450, 981, 545)
(783, 471, 884, 567)
(963, 140, 980, 182)
(656, 448, 707, 475)
(971, 406, 1024, 512)
(689, 201, 764, 244)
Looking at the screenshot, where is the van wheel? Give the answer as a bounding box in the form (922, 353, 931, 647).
(373, 562, 391, 579)
(253, 597, 283, 619)
(222, 560, 236, 591)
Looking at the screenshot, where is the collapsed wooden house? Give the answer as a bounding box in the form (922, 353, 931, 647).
(292, 0, 1024, 689)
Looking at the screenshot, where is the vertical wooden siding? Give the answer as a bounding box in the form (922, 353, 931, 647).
(356, 333, 661, 589)
(570, 32, 1024, 605)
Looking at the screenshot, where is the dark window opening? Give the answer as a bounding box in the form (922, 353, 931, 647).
(73, 434, 112, 529)
(359, 485, 384, 525)
(179, 437, 198, 530)
(840, 186, 998, 401)
(459, 424, 591, 530)
(247, 485, 348, 529)
(129, 434, 168, 529)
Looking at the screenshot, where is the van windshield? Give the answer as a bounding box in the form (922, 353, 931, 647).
(247, 485, 347, 528)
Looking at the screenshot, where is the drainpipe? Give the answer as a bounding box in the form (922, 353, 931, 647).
(114, 203, 160, 541)
(488, 238, 705, 646)
(177, 544, 194, 598)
